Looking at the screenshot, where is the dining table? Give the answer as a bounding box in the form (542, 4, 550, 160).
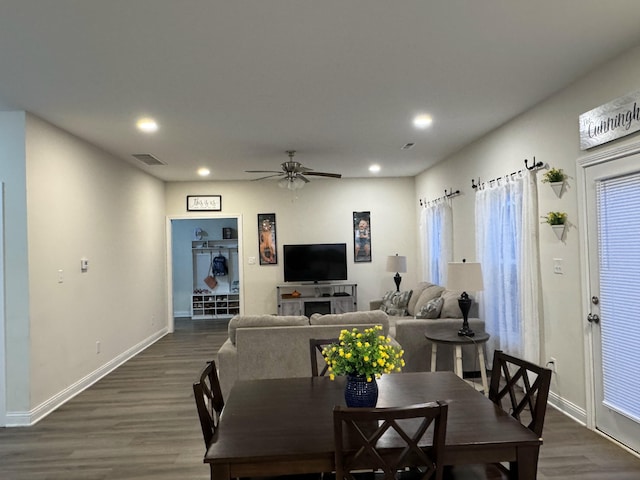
(204, 371, 542, 480)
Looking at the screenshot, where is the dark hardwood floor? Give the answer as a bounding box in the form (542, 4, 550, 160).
(1, 318, 639, 479)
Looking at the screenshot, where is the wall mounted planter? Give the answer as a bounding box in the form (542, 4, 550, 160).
(549, 181, 565, 198)
(551, 224, 566, 241)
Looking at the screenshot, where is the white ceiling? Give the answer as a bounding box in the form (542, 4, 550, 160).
(2, 1, 640, 182)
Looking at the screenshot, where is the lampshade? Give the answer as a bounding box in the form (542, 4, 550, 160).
(386, 254, 407, 273)
(447, 262, 484, 292)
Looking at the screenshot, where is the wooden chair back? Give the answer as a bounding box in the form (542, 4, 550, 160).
(193, 360, 225, 449)
(333, 401, 448, 480)
(489, 350, 552, 438)
(309, 338, 339, 377)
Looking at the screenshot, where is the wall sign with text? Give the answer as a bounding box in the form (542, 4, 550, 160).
(579, 90, 640, 150)
(186, 195, 222, 211)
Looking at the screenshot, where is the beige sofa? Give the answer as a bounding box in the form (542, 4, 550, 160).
(216, 310, 394, 398)
(371, 281, 485, 374)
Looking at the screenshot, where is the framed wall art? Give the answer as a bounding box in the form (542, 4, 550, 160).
(258, 213, 277, 265)
(353, 211, 371, 262)
(186, 195, 222, 211)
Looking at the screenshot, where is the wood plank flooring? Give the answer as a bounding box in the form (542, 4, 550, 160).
(1, 318, 639, 479)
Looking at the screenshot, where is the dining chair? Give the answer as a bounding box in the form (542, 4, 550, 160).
(193, 360, 225, 450)
(445, 350, 552, 479)
(333, 401, 449, 480)
(309, 337, 339, 377)
(488, 350, 552, 438)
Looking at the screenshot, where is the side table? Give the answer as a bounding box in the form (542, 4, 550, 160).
(425, 330, 490, 396)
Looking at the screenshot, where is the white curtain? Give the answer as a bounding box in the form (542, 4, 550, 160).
(475, 171, 540, 363)
(421, 199, 453, 285)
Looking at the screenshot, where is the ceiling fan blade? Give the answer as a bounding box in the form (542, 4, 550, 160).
(246, 170, 283, 174)
(297, 174, 311, 183)
(304, 172, 342, 178)
(250, 173, 284, 181)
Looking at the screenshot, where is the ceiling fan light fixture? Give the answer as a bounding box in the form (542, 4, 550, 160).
(292, 177, 306, 189)
(248, 150, 340, 188)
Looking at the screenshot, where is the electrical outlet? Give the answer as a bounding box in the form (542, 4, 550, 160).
(548, 357, 557, 373)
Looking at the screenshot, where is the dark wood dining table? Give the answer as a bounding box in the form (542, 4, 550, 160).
(205, 371, 542, 480)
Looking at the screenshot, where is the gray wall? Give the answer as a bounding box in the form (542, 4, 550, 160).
(2, 113, 167, 424)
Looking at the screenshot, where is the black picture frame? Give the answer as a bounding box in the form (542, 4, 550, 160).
(258, 213, 277, 265)
(186, 195, 222, 211)
(353, 211, 371, 262)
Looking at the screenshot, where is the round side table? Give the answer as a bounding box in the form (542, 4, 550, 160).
(425, 330, 490, 396)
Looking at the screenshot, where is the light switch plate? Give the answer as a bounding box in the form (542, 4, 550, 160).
(553, 258, 563, 275)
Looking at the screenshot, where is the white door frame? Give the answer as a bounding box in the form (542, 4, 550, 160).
(578, 139, 640, 431)
(0, 183, 6, 426)
(165, 213, 244, 331)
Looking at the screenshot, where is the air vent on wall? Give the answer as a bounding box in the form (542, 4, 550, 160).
(132, 153, 166, 166)
(401, 143, 415, 150)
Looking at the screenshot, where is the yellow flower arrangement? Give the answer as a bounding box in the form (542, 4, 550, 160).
(322, 325, 405, 382)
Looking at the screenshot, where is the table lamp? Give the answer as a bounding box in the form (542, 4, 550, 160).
(386, 254, 407, 292)
(447, 260, 483, 337)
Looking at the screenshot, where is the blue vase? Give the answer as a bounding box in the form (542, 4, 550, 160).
(344, 375, 378, 408)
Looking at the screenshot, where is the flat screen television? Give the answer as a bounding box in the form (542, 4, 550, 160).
(283, 243, 348, 283)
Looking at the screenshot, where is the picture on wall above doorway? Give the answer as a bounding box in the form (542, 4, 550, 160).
(258, 213, 277, 265)
(353, 211, 371, 263)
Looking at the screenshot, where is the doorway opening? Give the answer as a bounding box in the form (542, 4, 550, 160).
(166, 215, 243, 332)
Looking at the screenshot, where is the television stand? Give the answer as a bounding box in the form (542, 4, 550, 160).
(276, 283, 358, 316)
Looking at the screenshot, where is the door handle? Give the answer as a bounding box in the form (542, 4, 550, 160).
(587, 313, 600, 324)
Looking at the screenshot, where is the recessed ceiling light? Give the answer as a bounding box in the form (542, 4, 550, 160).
(413, 114, 433, 129)
(197, 167, 210, 177)
(369, 164, 381, 173)
(136, 117, 158, 133)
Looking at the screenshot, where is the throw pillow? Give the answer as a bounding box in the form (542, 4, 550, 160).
(406, 282, 434, 316)
(415, 296, 444, 319)
(379, 290, 413, 316)
(412, 285, 445, 315)
(440, 289, 464, 318)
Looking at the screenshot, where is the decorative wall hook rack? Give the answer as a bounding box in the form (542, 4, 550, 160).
(525, 157, 544, 171)
(419, 187, 462, 206)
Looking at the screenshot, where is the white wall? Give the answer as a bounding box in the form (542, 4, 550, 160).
(4, 114, 168, 421)
(165, 177, 417, 314)
(415, 43, 640, 416)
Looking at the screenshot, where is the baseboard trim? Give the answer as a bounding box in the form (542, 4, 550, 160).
(548, 390, 587, 425)
(5, 328, 169, 427)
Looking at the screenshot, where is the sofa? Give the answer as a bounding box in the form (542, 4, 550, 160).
(216, 310, 395, 398)
(370, 281, 485, 374)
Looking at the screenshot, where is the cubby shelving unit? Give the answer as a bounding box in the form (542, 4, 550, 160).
(191, 239, 240, 319)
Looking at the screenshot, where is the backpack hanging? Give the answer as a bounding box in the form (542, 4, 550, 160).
(212, 253, 228, 276)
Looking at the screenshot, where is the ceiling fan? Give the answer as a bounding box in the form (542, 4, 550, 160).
(246, 150, 342, 190)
